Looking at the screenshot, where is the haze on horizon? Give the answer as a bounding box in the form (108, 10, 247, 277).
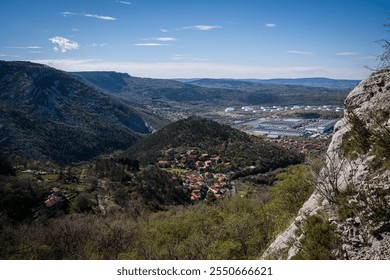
(1, 0, 389, 79)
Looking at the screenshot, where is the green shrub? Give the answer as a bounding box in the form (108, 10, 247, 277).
(341, 109, 390, 169)
(292, 214, 338, 260)
(341, 111, 371, 158)
(265, 164, 314, 233)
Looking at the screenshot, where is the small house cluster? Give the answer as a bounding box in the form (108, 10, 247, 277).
(158, 148, 232, 202)
(158, 148, 231, 172)
(182, 172, 229, 202)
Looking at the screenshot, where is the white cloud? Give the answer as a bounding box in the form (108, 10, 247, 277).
(83, 13, 117, 21)
(182, 25, 222, 31)
(49, 36, 79, 53)
(72, 28, 79, 32)
(154, 37, 176, 41)
(116, 0, 131, 4)
(0, 54, 21, 58)
(32, 58, 370, 79)
(61, 12, 116, 21)
(288, 50, 313, 55)
(136, 37, 176, 46)
(336, 52, 359, 56)
(160, 29, 169, 33)
(61, 11, 78, 17)
(134, 43, 170, 47)
(91, 43, 108, 47)
(265, 23, 276, 28)
(6, 46, 42, 49)
(358, 56, 376, 60)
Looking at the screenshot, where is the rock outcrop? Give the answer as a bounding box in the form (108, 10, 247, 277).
(262, 69, 390, 260)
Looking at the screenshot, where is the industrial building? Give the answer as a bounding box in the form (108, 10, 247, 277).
(250, 118, 337, 138)
(304, 119, 337, 134)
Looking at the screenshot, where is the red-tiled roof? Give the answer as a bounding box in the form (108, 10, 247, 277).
(44, 195, 61, 207)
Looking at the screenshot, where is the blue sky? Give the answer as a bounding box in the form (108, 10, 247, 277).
(1, 0, 389, 79)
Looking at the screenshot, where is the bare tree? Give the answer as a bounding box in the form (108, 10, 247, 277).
(377, 19, 390, 69)
(308, 153, 347, 203)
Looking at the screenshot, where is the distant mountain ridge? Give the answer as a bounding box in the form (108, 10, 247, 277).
(74, 72, 351, 113)
(177, 77, 360, 89)
(0, 61, 165, 163)
(72, 71, 247, 108)
(245, 77, 360, 89)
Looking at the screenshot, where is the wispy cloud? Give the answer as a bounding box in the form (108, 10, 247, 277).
(287, 50, 313, 55)
(265, 23, 276, 28)
(61, 11, 78, 17)
(61, 11, 116, 21)
(336, 52, 359, 56)
(154, 37, 176, 42)
(83, 13, 116, 21)
(182, 25, 222, 31)
(6, 46, 42, 49)
(160, 29, 169, 33)
(91, 43, 108, 47)
(358, 56, 376, 60)
(72, 28, 79, 32)
(0, 54, 21, 58)
(49, 36, 79, 53)
(134, 43, 170, 47)
(136, 37, 176, 46)
(116, 0, 131, 4)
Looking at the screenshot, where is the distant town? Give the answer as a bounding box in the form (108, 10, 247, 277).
(213, 105, 341, 138)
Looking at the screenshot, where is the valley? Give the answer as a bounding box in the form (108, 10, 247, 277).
(1, 61, 388, 261)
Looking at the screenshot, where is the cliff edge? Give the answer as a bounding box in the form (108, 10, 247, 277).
(262, 69, 390, 260)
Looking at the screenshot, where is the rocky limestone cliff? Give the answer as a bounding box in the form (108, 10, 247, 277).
(262, 69, 390, 260)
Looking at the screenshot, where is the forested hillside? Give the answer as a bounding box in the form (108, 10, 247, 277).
(125, 116, 303, 172)
(0, 61, 165, 163)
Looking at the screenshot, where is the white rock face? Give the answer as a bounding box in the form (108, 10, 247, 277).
(262, 69, 390, 260)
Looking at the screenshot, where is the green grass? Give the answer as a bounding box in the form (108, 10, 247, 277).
(75, 184, 87, 192)
(41, 173, 59, 181)
(161, 168, 196, 176)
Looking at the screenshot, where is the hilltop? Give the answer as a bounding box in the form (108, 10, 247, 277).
(0, 61, 165, 163)
(125, 116, 303, 173)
